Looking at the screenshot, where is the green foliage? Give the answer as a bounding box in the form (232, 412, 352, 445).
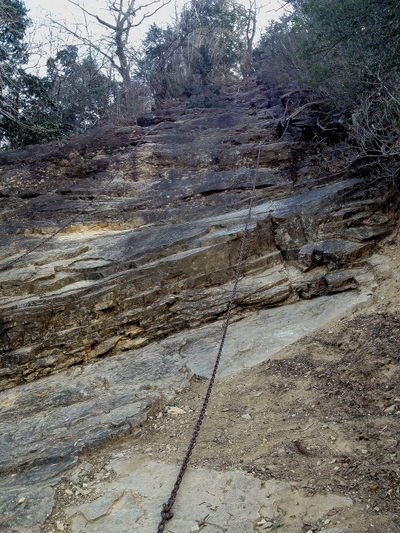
(1, 70, 62, 148)
(258, 0, 400, 107)
(298, 0, 400, 98)
(0, 0, 62, 148)
(0, 0, 28, 64)
(256, 0, 400, 167)
(194, 44, 214, 82)
(47, 46, 119, 134)
(186, 87, 224, 109)
(139, 0, 248, 102)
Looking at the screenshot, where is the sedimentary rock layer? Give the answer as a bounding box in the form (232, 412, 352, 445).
(0, 81, 394, 389)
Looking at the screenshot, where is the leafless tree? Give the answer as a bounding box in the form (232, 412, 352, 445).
(240, 0, 259, 77)
(54, 0, 171, 114)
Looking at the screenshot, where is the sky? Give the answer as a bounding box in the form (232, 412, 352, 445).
(24, 0, 287, 73)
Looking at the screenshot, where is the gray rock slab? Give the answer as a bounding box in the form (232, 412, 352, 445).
(298, 239, 373, 271)
(0, 289, 369, 476)
(65, 459, 353, 533)
(181, 289, 370, 378)
(0, 289, 368, 533)
(0, 344, 193, 475)
(0, 457, 76, 533)
(0, 179, 359, 280)
(2, 176, 382, 388)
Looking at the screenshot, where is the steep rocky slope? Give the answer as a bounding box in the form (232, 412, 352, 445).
(60, 235, 398, 533)
(0, 79, 398, 533)
(0, 81, 394, 389)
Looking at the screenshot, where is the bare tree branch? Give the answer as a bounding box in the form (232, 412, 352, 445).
(52, 19, 118, 70)
(56, 0, 171, 114)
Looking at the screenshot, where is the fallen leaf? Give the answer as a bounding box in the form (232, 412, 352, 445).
(293, 440, 309, 455)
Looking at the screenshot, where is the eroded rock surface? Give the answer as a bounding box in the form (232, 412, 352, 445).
(0, 79, 396, 532)
(0, 287, 375, 478)
(64, 459, 353, 533)
(0, 81, 394, 389)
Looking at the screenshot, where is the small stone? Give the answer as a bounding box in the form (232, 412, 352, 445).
(18, 497, 26, 504)
(261, 523, 273, 530)
(257, 518, 267, 525)
(65, 489, 73, 495)
(190, 525, 200, 533)
(324, 518, 331, 525)
(361, 449, 368, 454)
(330, 436, 337, 441)
(56, 522, 65, 531)
(384, 404, 396, 414)
(167, 406, 186, 415)
(241, 413, 252, 420)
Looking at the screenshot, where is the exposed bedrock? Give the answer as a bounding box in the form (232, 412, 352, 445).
(0, 80, 395, 390)
(0, 79, 397, 533)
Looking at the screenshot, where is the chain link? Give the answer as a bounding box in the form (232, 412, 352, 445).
(157, 140, 264, 532)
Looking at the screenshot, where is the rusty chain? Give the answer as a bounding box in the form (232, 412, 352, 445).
(0, 124, 160, 273)
(157, 140, 264, 533)
(1, 132, 264, 530)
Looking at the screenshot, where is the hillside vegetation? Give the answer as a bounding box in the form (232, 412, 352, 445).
(1, 0, 399, 186)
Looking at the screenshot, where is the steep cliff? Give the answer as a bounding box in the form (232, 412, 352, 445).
(0, 80, 394, 389)
(0, 79, 398, 533)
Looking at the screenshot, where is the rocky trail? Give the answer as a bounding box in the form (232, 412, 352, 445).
(43, 236, 400, 533)
(0, 79, 399, 533)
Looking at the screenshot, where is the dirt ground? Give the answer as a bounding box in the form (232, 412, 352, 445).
(45, 231, 400, 533)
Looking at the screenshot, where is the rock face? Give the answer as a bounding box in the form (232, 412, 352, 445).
(0, 81, 394, 390)
(0, 78, 396, 533)
(0, 288, 371, 477)
(1, 288, 374, 533)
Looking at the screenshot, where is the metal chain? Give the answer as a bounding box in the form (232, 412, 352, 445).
(157, 140, 264, 533)
(0, 124, 160, 273)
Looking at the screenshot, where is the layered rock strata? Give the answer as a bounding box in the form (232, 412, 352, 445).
(0, 81, 394, 390)
(0, 78, 396, 533)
